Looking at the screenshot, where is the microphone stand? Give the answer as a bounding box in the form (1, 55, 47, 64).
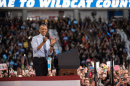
(94, 57, 97, 86)
(111, 56, 114, 86)
(7, 62, 9, 77)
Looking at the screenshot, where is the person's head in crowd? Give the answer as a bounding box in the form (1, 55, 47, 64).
(84, 78, 90, 86)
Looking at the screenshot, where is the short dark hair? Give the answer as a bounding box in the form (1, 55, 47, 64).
(39, 24, 47, 29)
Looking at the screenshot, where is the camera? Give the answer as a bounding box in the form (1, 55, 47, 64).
(121, 78, 126, 81)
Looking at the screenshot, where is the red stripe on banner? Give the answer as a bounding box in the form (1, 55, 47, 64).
(0, 76, 80, 81)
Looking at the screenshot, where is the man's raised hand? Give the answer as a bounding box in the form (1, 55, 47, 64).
(50, 37, 57, 46)
(43, 37, 48, 43)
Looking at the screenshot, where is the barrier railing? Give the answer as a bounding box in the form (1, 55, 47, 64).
(116, 29, 130, 60)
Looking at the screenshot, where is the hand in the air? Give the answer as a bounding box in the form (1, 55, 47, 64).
(43, 37, 48, 43)
(51, 37, 57, 46)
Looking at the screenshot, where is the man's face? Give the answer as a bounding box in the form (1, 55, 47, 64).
(39, 25, 48, 36)
(84, 79, 89, 85)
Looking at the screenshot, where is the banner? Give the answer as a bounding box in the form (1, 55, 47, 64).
(114, 65, 119, 71)
(48, 57, 51, 70)
(0, 63, 7, 70)
(0, 0, 130, 8)
(106, 61, 114, 67)
(96, 62, 100, 70)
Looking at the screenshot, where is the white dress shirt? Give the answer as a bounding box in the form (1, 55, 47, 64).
(31, 34, 53, 57)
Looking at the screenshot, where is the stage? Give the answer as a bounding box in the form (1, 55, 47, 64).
(0, 75, 80, 86)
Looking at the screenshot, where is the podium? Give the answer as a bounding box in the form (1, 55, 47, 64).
(57, 49, 80, 76)
(59, 69, 77, 76)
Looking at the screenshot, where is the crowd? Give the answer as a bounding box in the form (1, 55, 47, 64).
(0, 15, 130, 85)
(126, 23, 130, 40)
(77, 63, 130, 86)
(57, 16, 130, 85)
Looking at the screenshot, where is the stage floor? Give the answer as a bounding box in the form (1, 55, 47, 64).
(0, 75, 80, 86)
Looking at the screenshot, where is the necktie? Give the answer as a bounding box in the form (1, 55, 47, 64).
(44, 42, 48, 60)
